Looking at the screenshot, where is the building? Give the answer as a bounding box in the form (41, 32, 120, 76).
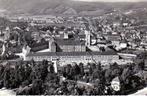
(111, 77, 121, 92)
(49, 38, 56, 52)
(1, 44, 6, 56)
(15, 45, 31, 60)
(118, 52, 137, 60)
(53, 39, 86, 52)
(3, 26, 11, 41)
(25, 51, 119, 66)
(104, 34, 121, 46)
(85, 30, 91, 46)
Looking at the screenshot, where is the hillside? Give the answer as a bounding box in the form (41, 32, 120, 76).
(0, 0, 147, 15)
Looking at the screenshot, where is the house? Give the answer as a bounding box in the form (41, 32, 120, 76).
(97, 40, 108, 48)
(113, 21, 120, 27)
(115, 40, 128, 51)
(78, 35, 86, 41)
(104, 34, 121, 47)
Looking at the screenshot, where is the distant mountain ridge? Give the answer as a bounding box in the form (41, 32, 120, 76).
(0, 0, 147, 15)
(63, 8, 77, 15)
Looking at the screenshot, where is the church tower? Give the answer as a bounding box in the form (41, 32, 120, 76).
(1, 43, 6, 56)
(49, 38, 56, 52)
(22, 45, 31, 60)
(4, 26, 10, 40)
(85, 30, 91, 46)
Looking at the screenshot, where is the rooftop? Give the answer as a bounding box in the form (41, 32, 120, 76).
(27, 51, 118, 57)
(55, 39, 85, 46)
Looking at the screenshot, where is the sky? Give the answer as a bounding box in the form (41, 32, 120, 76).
(72, 0, 147, 2)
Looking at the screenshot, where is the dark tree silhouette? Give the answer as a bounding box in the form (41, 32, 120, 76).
(79, 63, 85, 76)
(31, 79, 43, 95)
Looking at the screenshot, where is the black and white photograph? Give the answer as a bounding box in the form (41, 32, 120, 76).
(0, 0, 147, 95)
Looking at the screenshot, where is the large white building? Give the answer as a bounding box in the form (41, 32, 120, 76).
(25, 51, 119, 66)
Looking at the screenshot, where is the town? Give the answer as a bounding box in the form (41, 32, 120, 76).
(0, 5, 147, 95)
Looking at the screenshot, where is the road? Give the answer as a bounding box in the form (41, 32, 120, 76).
(129, 87, 147, 95)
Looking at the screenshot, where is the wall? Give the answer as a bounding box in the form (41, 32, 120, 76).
(26, 54, 119, 66)
(59, 45, 86, 52)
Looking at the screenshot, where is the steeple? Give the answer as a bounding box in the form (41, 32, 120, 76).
(1, 43, 6, 56)
(4, 26, 11, 40)
(22, 44, 31, 60)
(49, 38, 56, 52)
(85, 30, 91, 46)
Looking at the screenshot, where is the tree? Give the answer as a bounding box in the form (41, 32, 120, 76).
(91, 63, 97, 71)
(40, 60, 48, 80)
(9, 68, 18, 88)
(0, 65, 4, 80)
(79, 63, 84, 76)
(30, 58, 35, 67)
(71, 63, 81, 80)
(18, 64, 26, 83)
(87, 63, 93, 75)
(44, 73, 60, 95)
(96, 62, 102, 71)
(24, 32, 33, 46)
(58, 81, 69, 95)
(120, 66, 133, 85)
(110, 62, 119, 70)
(31, 79, 43, 95)
(72, 63, 80, 76)
(138, 61, 145, 70)
(94, 83, 105, 95)
(24, 63, 32, 82)
(63, 64, 72, 79)
(3, 64, 11, 88)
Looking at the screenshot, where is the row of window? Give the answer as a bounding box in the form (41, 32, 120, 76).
(27, 55, 119, 61)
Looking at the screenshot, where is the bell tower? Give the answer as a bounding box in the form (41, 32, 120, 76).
(85, 30, 91, 46)
(22, 45, 31, 60)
